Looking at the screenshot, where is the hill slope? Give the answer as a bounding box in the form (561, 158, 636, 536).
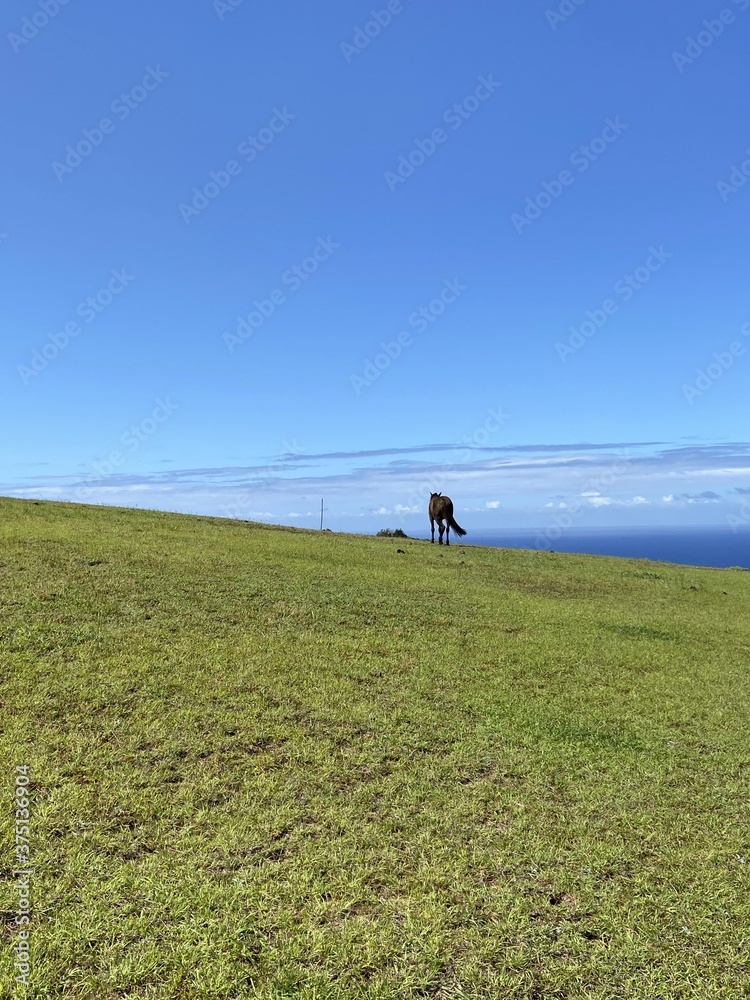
(2, 498, 749, 998)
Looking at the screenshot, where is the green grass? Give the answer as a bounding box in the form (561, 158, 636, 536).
(2, 496, 749, 999)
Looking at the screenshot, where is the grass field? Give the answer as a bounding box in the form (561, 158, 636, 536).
(2, 496, 749, 999)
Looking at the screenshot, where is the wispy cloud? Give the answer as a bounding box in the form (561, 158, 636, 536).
(679, 491, 722, 503)
(280, 440, 665, 462)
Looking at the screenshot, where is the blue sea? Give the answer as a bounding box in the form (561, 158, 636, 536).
(432, 526, 750, 570)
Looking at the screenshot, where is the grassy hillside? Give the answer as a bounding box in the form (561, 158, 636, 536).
(2, 497, 749, 999)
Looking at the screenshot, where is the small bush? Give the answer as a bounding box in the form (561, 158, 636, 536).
(376, 528, 408, 538)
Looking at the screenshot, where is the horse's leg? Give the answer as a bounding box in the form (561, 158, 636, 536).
(438, 521, 445, 545)
(430, 515, 435, 543)
(446, 520, 450, 546)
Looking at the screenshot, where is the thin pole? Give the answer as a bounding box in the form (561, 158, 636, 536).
(320, 499, 323, 530)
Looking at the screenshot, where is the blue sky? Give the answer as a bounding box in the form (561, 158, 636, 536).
(3, 0, 750, 534)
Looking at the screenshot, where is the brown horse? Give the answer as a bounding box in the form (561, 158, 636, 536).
(429, 493, 466, 545)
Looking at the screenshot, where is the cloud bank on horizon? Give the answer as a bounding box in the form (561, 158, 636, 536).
(6, 439, 750, 534)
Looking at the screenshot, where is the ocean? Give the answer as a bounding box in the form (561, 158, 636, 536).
(425, 526, 750, 570)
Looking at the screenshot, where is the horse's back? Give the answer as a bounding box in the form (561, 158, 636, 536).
(429, 495, 453, 520)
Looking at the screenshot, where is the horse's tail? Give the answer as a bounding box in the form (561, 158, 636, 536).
(449, 516, 467, 537)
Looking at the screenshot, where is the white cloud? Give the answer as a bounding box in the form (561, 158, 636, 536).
(485, 500, 501, 509)
(11, 487, 64, 496)
(692, 467, 750, 478)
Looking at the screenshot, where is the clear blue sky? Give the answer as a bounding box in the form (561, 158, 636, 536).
(3, 0, 750, 533)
